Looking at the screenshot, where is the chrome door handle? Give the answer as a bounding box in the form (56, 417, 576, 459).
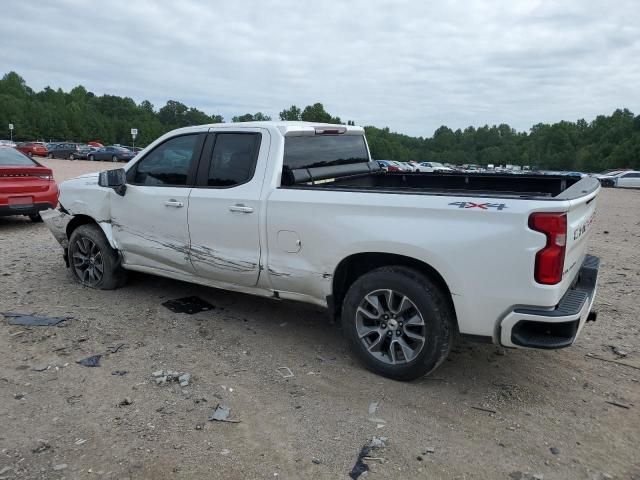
(229, 204, 254, 214)
(164, 199, 184, 208)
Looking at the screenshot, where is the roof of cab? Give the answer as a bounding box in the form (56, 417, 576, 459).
(168, 121, 364, 136)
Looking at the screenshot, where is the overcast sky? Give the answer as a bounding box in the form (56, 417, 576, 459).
(1, 0, 639, 137)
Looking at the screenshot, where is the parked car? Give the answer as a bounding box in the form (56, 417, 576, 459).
(0, 139, 17, 148)
(416, 162, 453, 173)
(390, 161, 413, 172)
(87, 146, 135, 162)
(598, 170, 640, 188)
(16, 142, 48, 157)
(47, 143, 90, 160)
(376, 160, 401, 172)
(87, 141, 104, 148)
(0, 146, 58, 222)
(43, 121, 600, 380)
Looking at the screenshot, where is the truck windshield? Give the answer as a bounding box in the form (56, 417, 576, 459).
(284, 135, 369, 170)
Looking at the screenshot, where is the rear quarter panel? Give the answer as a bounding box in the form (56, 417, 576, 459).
(265, 188, 577, 337)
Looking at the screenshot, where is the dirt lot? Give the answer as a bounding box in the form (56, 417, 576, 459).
(1, 159, 639, 479)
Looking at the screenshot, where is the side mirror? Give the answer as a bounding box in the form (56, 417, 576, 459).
(98, 168, 127, 196)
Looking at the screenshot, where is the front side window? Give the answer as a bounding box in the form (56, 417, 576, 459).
(132, 134, 199, 186)
(207, 133, 260, 187)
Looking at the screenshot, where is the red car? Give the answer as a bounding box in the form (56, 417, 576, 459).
(0, 147, 59, 222)
(16, 141, 48, 157)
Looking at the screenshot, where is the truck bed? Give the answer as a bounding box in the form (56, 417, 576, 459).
(282, 163, 598, 200)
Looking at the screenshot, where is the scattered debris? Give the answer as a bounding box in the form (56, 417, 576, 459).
(605, 400, 631, 409)
(423, 447, 435, 454)
(32, 365, 50, 372)
(14, 393, 26, 400)
(151, 370, 192, 386)
(53, 464, 67, 471)
(220, 448, 231, 456)
(550, 447, 560, 455)
(32, 440, 51, 454)
(118, 397, 133, 406)
(509, 472, 545, 480)
(66, 395, 82, 405)
(609, 345, 628, 358)
(585, 353, 640, 371)
(162, 296, 214, 314)
(3, 312, 68, 327)
(74, 438, 87, 445)
(195, 423, 204, 430)
(208, 404, 240, 423)
(277, 366, 294, 378)
(0, 467, 14, 476)
(368, 401, 379, 415)
(107, 343, 127, 354)
(349, 437, 388, 479)
(471, 405, 497, 414)
(76, 355, 102, 367)
(312, 458, 322, 465)
(179, 373, 191, 387)
(111, 370, 128, 376)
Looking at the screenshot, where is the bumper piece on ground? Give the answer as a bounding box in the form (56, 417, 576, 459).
(500, 255, 600, 349)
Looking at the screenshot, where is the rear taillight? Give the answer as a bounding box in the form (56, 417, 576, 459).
(529, 212, 567, 285)
(35, 174, 53, 181)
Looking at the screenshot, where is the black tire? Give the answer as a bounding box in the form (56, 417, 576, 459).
(69, 153, 75, 160)
(48, 153, 53, 159)
(28, 213, 43, 222)
(112, 155, 118, 162)
(68, 224, 127, 289)
(342, 266, 454, 381)
(88, 154, 95, 161)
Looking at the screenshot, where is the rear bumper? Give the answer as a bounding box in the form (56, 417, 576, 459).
(499, 255, 600, 349)
(0, 202, 55, 217)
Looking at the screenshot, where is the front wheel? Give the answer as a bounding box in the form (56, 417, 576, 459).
(68, 224, 127, 289)
(88, 154, 95, 161)
(112, 155, 118, 162)
(69, 153, 75, 160)
(28, 213, 43, 223)
(342, 266, 454, 380)
(48, 153, 53, 159)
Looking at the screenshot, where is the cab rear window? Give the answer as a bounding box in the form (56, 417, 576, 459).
(283, 135, 369, 170)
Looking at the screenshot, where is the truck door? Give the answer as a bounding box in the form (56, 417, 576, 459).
(187, 128, 270, 287)
(110, 133, 205, 274)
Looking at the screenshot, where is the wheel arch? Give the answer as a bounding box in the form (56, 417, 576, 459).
(66, 214, 117, 249)
(331, 252, 457, 328)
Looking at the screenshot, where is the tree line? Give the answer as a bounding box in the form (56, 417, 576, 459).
(1, 71, 638, 171)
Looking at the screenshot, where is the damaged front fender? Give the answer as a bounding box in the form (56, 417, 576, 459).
(41, 208, 72, 249)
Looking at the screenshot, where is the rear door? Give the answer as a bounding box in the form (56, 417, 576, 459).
(110, 133, 205, 273)
(187, 128, 269, 286)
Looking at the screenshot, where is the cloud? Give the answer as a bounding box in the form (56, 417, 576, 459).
(1, 0, 638, 136)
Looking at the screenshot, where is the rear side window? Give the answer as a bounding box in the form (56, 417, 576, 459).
(132, 134, 199, 186)
(0, 148, 36, 166)
(283, 135, 369, 170)
(207, 133, 260, 187)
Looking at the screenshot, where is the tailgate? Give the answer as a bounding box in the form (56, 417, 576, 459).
(562, 188, 598, 289)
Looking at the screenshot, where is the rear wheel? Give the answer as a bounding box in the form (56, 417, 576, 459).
(69, 153, 75, 160)
(48, 153, 53, 159)
(28, 213, 43, 223)
(88, 154, 95, 161)
(342, 266, 454, 380)
(112, 155, 118, 162)
(68, 224, 127, 289)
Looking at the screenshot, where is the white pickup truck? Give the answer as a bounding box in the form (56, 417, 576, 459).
(43, 121, 601, 380)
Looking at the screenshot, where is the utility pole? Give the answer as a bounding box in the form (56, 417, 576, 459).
(131, 128, 138, 150)
(9, 123, 14, 142)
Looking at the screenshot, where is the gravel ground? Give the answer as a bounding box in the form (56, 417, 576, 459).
(1, 159, 639, 479)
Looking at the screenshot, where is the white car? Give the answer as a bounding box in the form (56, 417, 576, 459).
(597, 170, 640, 188)
(43, 121, 601, 380)
(0, 139, 17, 148)
(417, 162, 453, 173)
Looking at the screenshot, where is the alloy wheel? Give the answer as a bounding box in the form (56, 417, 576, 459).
(355, 289, 426, 365)
(71, 237, 104, 286)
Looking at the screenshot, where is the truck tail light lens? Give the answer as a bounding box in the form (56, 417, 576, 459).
(529, 212, 567, 285)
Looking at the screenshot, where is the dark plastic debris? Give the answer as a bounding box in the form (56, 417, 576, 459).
(162, 296, 214, 314)
(349, 445, 371, 479)
(76, 355, 102, 367)
(111, 370, 128, 376)
(3, 312, 68, 327)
